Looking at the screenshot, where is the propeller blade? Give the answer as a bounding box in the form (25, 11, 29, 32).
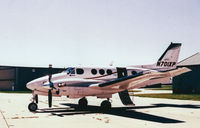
(48, 64, 52, 82)
(48, 90, 52, 108)
(35, 94, 38, 104)
(48, 64, 56, 89)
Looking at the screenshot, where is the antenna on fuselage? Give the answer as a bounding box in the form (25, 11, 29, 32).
(109, 61, 114, 66)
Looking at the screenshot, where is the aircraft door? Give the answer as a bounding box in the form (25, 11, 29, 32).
(116, 67, 127, 78)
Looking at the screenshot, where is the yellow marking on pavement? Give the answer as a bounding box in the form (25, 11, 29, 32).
(10, 116, 39, 119)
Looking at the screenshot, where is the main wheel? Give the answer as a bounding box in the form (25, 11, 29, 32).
(28, 102, 38, 112)
(78, 98, 88, 109)
(100, 100, 111, 111)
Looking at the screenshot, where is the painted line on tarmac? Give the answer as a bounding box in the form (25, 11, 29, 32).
(0, 110, 10, 128)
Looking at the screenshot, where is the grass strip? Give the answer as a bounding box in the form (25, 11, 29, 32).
(128, 90, 142, 93)
(132, 93, 200, 101)
(146, 85, 172, 90)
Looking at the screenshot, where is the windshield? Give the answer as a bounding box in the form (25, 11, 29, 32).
(63, 67, 75, 74)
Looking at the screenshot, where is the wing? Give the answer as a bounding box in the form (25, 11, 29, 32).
(89, 67, 191, 90)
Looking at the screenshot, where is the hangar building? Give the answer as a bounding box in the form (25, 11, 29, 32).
(173, 52, 200, 94)
(0, 66, 64, 91)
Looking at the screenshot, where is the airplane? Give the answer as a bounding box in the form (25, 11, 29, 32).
(26, 42, 191, 112)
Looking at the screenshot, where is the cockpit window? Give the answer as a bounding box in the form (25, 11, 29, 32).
(64, 67, 75, 74)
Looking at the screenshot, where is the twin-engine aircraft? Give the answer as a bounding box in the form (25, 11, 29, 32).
(26, 43, 190, 111)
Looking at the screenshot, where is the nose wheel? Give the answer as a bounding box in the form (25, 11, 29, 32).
(28, 93, 38, 112)
(28, 102, 38, 112)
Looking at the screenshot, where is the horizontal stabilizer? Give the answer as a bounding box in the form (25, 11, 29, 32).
(168, 67, 191, 77)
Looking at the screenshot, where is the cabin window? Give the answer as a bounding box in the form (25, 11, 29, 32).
(131, 71, 137, 75)
(76, 68, 84, 74)
(106, 69, 112, 75)
(91, 69, 97, 75)
(99, 69, 105, 75)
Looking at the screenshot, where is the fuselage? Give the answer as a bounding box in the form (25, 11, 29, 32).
(26, 66, 157, 98)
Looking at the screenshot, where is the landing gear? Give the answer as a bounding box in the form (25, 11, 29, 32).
(78, 97, 88, 109)
(28, 92, 38, 112)
(100, 99, 111, 111)
(28, 102, 38, 112)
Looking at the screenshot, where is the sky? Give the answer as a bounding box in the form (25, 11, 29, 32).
(0, 0, 200, 68)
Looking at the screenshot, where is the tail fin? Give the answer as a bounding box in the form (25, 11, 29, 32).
(156, 42, 181, 69)
(130, 42, 182, 71)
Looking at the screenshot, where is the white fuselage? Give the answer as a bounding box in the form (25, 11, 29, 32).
(26, 66, 169, 98)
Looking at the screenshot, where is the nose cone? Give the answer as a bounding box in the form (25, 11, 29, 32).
(26, 76, 48, 90)
(26, 81, 35, 90)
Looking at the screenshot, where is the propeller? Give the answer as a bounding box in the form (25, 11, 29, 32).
(35, 94, 38, 104)
(47, 64, 55, 108)
(48, 90, 52, 107)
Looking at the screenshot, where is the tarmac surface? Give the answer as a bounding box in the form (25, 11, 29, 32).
(0, 89, 200, 128)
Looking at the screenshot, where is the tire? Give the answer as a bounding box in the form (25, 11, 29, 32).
(28, 102, 38, 112)
(78, 98, 88, 109)
(100, 100, 111, 111)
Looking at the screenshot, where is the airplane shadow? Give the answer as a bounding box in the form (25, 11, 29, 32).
(152, 103, 200, 109)
(34, 103, 200, 123)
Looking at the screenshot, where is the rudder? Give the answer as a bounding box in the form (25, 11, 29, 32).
(156, 42, 181, 69)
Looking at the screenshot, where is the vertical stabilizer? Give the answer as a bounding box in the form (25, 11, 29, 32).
(130, 42, 182, 71)
(156, 43, 181, 69)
